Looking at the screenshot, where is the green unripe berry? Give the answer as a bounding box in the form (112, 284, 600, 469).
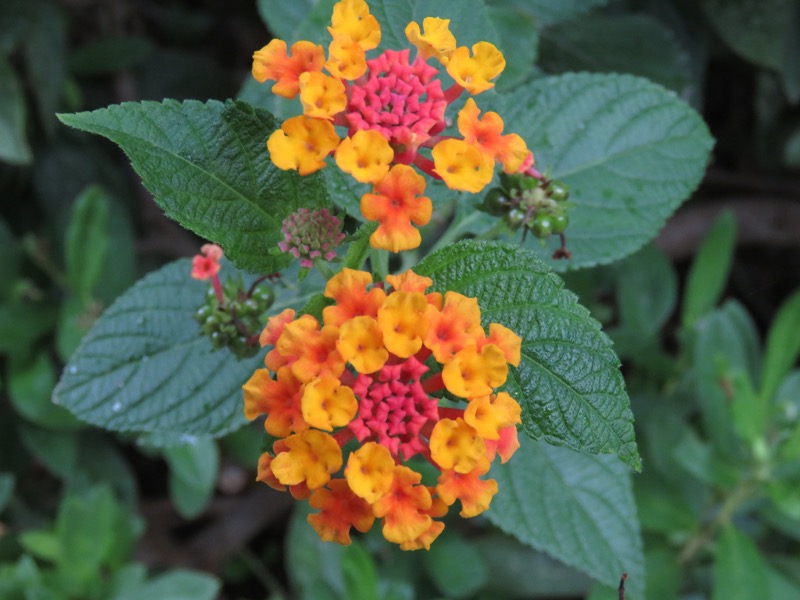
(548, 181, 569, 202)
(532, 214, 554, 238)
(483, 188, 512, 216)
(506, 208, 527, 230)
(551, 212, 569, 234)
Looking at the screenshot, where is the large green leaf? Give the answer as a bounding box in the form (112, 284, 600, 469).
(761, 290, 800, 403)
(538, 15, 692, 93)
(487, 437, 644, 599)
(416, 241, 639, 469)
(486, 0, 610, 27)
(53, 259, 259, 440)
(58, 99, 329, 274)
(455, 72, 714, 270)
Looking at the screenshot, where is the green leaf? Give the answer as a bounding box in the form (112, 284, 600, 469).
(693, 300, 761, 459)
(341, 541, 379, 600)
(18, 530, 60, 562)
(761, 289, 800, 403)
(8, 351, 81, 430)
(0, 55, 32, 165)
(53, 259, 259, 440)
(423, 530, 489, 598)
(0, 301, 57, 360)
(713, 526, 772, 600)
(616, 244, 677, 335)
(486, 436, 644, 599)
(58, 99, 330, 274)
(18, 424, 79, 476)
(488, 5, 538, 92)
(256, 0, 315, 39)
(0, 219, 20, 302)
(65, 185, 110, 300)
(114, 570, 220, 600)
(487, 0, 610, 27)
(416, 241, 639, 469)
(411, 0, 500, 48)
(682, 211, 737, 327)
(701, 0, 795, 71)
(476, 72, 713, 270)
(342, 222, 378, 271)
(539, 15, 692, 93)
(56, 486, 118, 588)
(286, 504, 347, 600)
(164, 438, 219, 519)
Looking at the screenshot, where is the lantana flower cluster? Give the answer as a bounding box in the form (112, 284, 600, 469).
(252, 0, 534, 252)
(243, 268, 522, 549)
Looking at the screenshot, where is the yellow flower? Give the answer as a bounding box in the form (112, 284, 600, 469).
(328, 0, 381, 50)
(334, 130, 394, 184)
(405, 17, 457, 64)
(442, 343, 508, 398)
(345, 442, 396, 503)
(377, 291, 429, 358)
(301, 375, 358, 431)
(267, 116, 340, 175)
(299, 72, 348, 120)
(429, 418, 487, 474)
(270, 430, 343, 489)
(446, 42, 506, 94)
(431, 139, 493, 193)
(463, 392, 522, 440)
(337, 316, 389, 374)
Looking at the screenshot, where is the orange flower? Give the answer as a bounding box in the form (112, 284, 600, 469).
(436, 464, 498, 517)
(243, 366, 308, 437)
(252, 39, 325, 98)
(308, 479, 375, 545)
(372, 466, 433, 544)
(424, 291, 484, 362)
(457, 98, 531, 173)
(323, 269, 387, 327)
(431, 139, 493, 193)
(360, 165, 432, 252)
(245, 268, 524, 550)
(191, 244, 223, 280)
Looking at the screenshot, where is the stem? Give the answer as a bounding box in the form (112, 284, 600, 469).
(210, 274, 225, 305)
(313, 258, 337, 280)
(369, 248, 388, 280)
(678, 480, 758, 564)
(246, 274, 271, 297)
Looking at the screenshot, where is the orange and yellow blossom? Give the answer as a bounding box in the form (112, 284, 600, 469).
(251, 0, 535, 251)
(243, 268, 523, 549)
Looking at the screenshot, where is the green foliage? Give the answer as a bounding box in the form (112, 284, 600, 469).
(53, 259, 258, 440)
(0, 55, 32, 164)
(417, 241, 639, 469)
(488, 437, 644, 598)
(58, 100, 331, 274)
(164, 438, 219, 519)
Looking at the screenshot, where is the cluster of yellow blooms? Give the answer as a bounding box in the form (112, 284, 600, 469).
(240, 0, 531, 550)
(244, 269, 522, 549)
(251, 0, 533, 252)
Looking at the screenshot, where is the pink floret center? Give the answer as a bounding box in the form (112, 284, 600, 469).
(349, 355, 440, 460)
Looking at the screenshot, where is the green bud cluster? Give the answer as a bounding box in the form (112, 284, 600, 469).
(481, 173, 573, 243)
(193, 278, 275, 359)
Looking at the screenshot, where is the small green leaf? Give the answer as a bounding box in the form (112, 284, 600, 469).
(286, 504, 347, 600)
(416, 241, 639, 468)
(693, 300, 761, 460)
(164, 438, 219, 519)
(713, 526, 771, 600)
(342, 222, 378, 271)
(761, 289, 800, 403)
(0, 55, 32, 165)
(65, 185, 110, 300)
(672, 429, 740, 487)
(114, 570, 220, 600)
(18, 424, 79, 476)
(53, 259, 258, 440)
(58, 100, 330, 274)
(486, 436, 644, 599)
(423, 531, 489, 598)
(478, 72, 713, 270)
(682, 211, 737, 327)
(18, 530, 60, 562)
(0, 301, 57, 360)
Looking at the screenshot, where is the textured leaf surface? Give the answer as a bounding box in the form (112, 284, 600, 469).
(458, 72, 713, 270)
(58, 100, 329, 274)
(416, 241, 639, 468)
(53, 260, 259, 439)
(487, 437, 644, 598)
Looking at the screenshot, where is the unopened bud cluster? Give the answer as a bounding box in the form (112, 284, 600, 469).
(279, 208, 345, 268)
(194, 280, 275, 358)
(482, 172, 573, 249)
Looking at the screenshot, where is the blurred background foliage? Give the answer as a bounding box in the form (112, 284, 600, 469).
(1, 0, 799, 598)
